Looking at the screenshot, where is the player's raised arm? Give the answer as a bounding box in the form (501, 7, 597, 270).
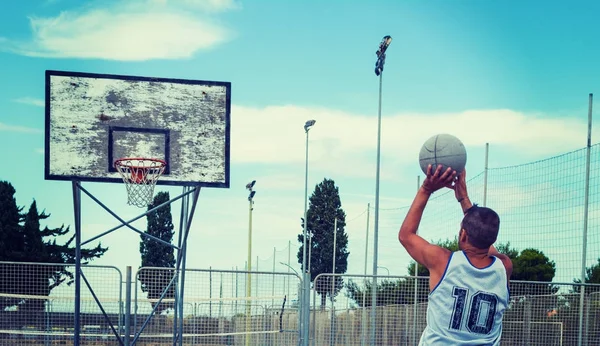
(398, 164, 456, 270)
(452, 170, 473, 214)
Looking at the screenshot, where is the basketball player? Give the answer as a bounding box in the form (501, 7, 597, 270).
(398, 164, 512, 345)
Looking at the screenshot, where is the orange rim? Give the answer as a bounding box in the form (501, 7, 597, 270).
(114, 157, 167, 170)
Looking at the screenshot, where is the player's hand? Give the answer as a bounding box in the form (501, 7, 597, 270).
(453, 169, 468, 201)
(422, 164, 457, 194)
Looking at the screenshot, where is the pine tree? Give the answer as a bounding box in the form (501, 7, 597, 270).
(297, 178, 349, 309)
(0, 181, 108, 313)
(139, 191, 176, 314)
(0, 181, 22, 261)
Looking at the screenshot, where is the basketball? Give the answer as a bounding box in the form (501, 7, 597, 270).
(419, 133, 467, 175)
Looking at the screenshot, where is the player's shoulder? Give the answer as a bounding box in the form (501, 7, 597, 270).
(423, 244, 453, 272)
(492, 253, 513, 279)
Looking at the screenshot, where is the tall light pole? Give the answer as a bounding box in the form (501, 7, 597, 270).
(245, 180, 256, 346)
(302, 119, 316, 274)
(377, 266, 390, 276)
(301, 119, 315, 346)
(371, 35, 392, 346)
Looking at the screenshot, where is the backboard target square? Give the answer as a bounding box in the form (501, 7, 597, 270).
(44, 70, 231, 187)
(108, 126, 171, 174)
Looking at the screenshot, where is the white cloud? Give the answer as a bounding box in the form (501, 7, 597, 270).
(14, 97, 44, 107)
(230, 105, 594, 178)
(2, 1, 234, 61)
(0, 122, 43, 134)
(149, 0, 241, 12)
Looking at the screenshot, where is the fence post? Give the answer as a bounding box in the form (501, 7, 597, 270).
(483, 143, 489, 207)
(119, 270, 124, 338)
(578, 92, 593, 346)
(44, 299, 51, 346)
(124, 266, 132, 346)
(361, 204, 370, 346)
(273, 247, 276, 314)
(302, 271, 311, 346)
(330, 219, 338, 346)
(523, 297, 531, 346)
(287, 240, 291, 302)
(583, 290, 591, 346)
(413, 176, 420, 344)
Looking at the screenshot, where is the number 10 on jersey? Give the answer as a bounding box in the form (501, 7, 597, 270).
(450, 286, 499, 335)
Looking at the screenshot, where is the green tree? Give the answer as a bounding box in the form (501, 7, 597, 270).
(495, 242, 519, 259)
(511, 248, 558, 296)
(297, 178, 349, 309)
(139, 191, 176, 314)
(572, 258, 600, 294)
(571, 258, 600, 343)
(0, 181, 108, 313)
(346, 278, 417, 307)
(345, 239, 521, 307)
(0, 181, 23, 261)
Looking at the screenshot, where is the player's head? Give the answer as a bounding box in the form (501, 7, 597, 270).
(459, 204, 500, 250)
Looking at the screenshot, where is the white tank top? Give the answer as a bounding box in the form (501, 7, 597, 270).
(418, 250, 510, 345)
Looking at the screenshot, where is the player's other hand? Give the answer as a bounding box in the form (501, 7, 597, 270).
(452, 169, 468, 201)
(422, 164, 456, 194)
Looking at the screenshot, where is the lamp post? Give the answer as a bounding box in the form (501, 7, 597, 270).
(377, 266, 390, 276)
(301, 119, 315, 346)
(302, 119, 316, 274)
(245, 180, 256, 346)
(279, 262, 300, 277)
(371, 35, 392, 346)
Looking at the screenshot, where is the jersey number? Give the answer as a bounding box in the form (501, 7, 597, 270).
(450, 286, 498, 335)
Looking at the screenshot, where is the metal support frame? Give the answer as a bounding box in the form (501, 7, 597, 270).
(70, 181, 201, 346)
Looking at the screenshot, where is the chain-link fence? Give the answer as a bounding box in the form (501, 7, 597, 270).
(133, 267, 302, 345)
(0, 263, 302, 345)
(312, 273, 600, 346)
(2, 262, 600, 345)
(0, 261, 122, 345)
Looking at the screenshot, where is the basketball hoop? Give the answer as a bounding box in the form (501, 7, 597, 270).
(114, 158, 167, 208)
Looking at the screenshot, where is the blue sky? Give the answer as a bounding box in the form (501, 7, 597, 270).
(1, 0, 600, 299)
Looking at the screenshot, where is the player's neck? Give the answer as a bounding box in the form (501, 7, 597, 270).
(462, 247, 490, 259)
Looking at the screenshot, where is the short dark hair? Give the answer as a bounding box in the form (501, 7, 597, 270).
(461, 204, 500, 249)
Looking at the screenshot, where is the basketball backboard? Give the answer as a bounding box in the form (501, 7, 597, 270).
(44, 70, 231, 187)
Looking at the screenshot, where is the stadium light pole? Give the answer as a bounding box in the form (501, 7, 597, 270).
(245, 180, 256, 346)
(302, 119, 315, 346)
(377, 266, 390, 276)
(302, 119, 316, 273)
(371, 35, 392, 346)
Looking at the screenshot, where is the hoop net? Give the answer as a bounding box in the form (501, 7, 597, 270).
(114, 158, 166, 208)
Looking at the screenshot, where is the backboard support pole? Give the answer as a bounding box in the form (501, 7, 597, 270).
(173, 186, 194, 345)
(70, 181, 202, 346)
(71, 181, 82, 346)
